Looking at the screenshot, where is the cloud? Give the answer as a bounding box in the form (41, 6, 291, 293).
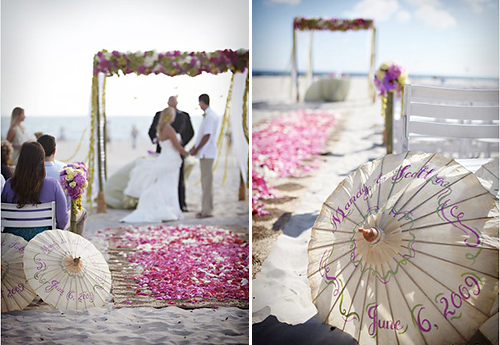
(342, 0, 399, 22)
(396, 9, 412, 22)
(267, 0, 301, 5)
(415, 4, 457, 30)
(463, 0, 492, 13)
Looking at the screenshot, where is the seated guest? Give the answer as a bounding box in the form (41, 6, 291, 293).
(1, 141, 69, 241)
(37, 134, 66, 179)
(1, 140, 14, 180)
(37, 134, 88, 236)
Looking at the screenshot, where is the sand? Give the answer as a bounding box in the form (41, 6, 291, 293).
(2, 135, 249, 343)
(251, 75, 499, 344)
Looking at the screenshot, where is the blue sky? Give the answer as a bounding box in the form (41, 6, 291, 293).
(1, 0, 249, 117)
(253, 0, 499, 78)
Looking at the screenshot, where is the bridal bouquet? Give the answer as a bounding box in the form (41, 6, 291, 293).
(374, 61, 408, 97)
(60, 162, 89, 215)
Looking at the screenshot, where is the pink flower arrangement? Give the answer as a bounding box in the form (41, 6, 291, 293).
(374, 61, 408, 97)
(294, 17, 374, 31)
(252, 110, 336, 215)
(93, 49, 249, 77)
(109, 225, 248, 305)
(59, 162, 89, 212)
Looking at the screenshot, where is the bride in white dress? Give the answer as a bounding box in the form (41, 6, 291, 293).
(121, 107, 189, 223)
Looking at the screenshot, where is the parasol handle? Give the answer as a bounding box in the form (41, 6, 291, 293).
(358, 227, 379, 242)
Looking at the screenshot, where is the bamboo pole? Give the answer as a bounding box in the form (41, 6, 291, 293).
(369, 26, 377, 102)
(102, 75, 108, 180)
(385, 92, 394, 154)
(70, 203, 77, 233)
(95, 81, 107, 213)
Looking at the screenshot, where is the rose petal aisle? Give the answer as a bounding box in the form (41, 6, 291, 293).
(101, 225, 249, 309)
(252, 110, 336, 215)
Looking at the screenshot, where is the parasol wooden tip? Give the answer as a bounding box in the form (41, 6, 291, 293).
(64, 255, 84, 273)
(358, 227, 379, 242)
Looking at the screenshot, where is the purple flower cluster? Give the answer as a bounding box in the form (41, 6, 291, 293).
(93, 49, 249, 77)
(293, 18, 374, 31)
(374, 61, 407, 96)
(59, 162, 89, 201)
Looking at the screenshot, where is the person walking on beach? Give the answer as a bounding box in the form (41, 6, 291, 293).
(37, 134, 88, 236)
(131, 124, 139, 149)
(189, 94, 218, 218)
(149, 95, 194, 212)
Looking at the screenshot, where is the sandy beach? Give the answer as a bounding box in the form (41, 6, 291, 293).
(2, 134, 249, 343)
(251, 75, 499, 344)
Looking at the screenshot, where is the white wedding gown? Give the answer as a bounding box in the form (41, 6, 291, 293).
(121, 135, 183, 223)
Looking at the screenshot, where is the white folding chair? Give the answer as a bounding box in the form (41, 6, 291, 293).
(1, 202, 56, 230)
(401, 84, 499, 171)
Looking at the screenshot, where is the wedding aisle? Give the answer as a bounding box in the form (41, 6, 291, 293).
(252, 76, 386, 344)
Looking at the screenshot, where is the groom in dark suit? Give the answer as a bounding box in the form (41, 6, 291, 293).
(148, 96, 194, 212)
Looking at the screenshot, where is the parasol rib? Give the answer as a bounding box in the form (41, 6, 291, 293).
(341, 268, 367, 331)
(312, 226, 356, 234)
(309, 250, 352, 287)
(401, 238, 498, 251)
(385, 152, 411, 209)
(401, 216, 494, 233)
(396, 172, 473, 224)
(341, 183, 366, 220)
(390, 261, 432, 345)
(395, 258, 469, 341)
(409, 247, 498, 279)
(392, 157, 453, 215)
(399, 191, 492, 228)
(308, 239, 354, 252)
(376, 155, 386, 212)
(323, 202, 359, 226)
(390, 153, 445, 213)
(322, 260, 359, 324)
(356, 269, 373, 343)
(382, 269, 402, 345)
(396, 251, 491, 319)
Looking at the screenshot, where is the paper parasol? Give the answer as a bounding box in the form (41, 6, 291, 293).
(308, 151, 498, 345)
(475, 157, 499, 198)
(1, 233, 37, 312)
(23, 230, 111, 310)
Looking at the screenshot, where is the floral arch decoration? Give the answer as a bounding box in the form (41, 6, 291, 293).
(291, 17, 377, 102)
(87, 49, 249, 212)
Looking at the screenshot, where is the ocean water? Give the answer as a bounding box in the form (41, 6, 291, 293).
(1, 114, 204, 143)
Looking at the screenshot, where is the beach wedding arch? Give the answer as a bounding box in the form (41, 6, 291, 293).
(88, 49, 249, 212)
(291, 17, 377, 102)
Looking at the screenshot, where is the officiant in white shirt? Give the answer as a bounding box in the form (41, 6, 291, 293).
(189, 94, 219, 218)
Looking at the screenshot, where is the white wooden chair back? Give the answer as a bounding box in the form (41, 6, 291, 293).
(1, 202, 56, 229)
(401, 84, 499, 158)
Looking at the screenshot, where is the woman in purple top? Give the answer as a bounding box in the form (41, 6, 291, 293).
(1, 141, 68, 241)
